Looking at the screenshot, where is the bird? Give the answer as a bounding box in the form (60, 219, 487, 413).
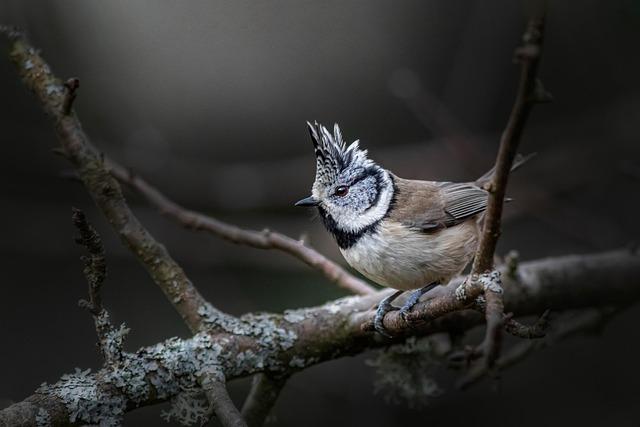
(295, 121, 525, 337)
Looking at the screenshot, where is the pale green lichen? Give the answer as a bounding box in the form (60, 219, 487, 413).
(283, 310, 307, 323)
(160, 389, 210, 426)
(455, 281, 468, 301)
(288, 355, 320, 369)
(44, 83, 63, 96)
(504, 250, 521, 279)
(35, 306, 300, 427)
(37, 368, 126, 426)
(35, 407, 51, 427)
(322, 295, 360, 315)
(288, 356, 306, 368)
(366, 336, 443, 408)
(94, 310, 129, 362)
(198, 302, 298, 354)
(478, 270, 503, 293)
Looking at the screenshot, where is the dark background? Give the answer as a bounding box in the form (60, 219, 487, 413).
(1, 1, 640, 426)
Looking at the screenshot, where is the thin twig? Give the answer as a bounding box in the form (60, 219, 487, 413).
(466, 11, 549, 368)
(457, 307, 620, 389)
(241, 374, 287, 427)
(72, 207, 106, 315)
(199, 374, 247, 427)
(4, 30, 217, 333)
(62, 77, 79, 115)
(504, 310, 550, 338)
(72, 208, 128, 364)
(471, 13, 548, 274)
(108, 163, 375, 296)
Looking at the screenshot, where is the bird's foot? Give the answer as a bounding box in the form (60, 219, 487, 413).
(374, 290, 403, 338)
(398, 282, 439, 322)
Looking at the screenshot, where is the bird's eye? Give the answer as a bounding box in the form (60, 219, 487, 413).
(335, 185, 349, 197)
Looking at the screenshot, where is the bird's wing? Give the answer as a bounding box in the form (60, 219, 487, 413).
(438, 182, 488, 226)
(391, 177, 488, 232)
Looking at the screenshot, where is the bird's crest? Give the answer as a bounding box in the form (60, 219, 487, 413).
(307, 121, 373, 186)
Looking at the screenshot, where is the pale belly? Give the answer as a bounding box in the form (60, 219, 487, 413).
(341, 219, 479, 291)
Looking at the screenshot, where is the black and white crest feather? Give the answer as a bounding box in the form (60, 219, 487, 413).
(307, 121, 373, 187)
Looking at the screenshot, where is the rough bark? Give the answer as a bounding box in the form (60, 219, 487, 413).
(0, 249, 638, 426)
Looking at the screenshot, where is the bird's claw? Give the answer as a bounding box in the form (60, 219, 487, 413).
(374, 299, 398, 338)
(398, 306, 413, 323)
(398, 282, 439, 324)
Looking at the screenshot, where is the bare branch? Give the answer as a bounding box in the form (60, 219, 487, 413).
(457, 307, 620, 389)
(471, 13, 547, 274)
(3, 29, 220, 333)
(504, 309, 550, 339)
(108, 163, 375, 296)
(199, 375, 247, 427)
(241, 374, 287, 427)
(0, 249, 638, 426)
(460, 11, 548, 368)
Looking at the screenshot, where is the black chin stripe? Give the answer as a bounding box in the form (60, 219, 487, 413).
(317, 207, 379, 249)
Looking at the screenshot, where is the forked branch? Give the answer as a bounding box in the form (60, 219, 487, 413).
(466, 10, 549, 368)
(1, 27, 221, 334)
(108, 163, 375, 296)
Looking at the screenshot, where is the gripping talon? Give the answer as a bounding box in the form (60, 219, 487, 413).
(373, 290, 403, 337)
(397, 282, 439, 323)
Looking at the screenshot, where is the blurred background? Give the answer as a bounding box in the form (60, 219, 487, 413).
(1, 1, 640, 425)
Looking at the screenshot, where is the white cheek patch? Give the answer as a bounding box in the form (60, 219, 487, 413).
(332, 173, 394, 233)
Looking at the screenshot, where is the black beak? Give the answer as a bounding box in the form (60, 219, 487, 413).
(294, 196, 319, 207)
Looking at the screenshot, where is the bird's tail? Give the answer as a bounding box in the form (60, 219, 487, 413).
(475, 153, 536, 188)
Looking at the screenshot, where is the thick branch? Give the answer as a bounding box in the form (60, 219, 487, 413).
(1, 249, 637, 426)
(108, 164, 374, 296)
(2, 28, 216, 333)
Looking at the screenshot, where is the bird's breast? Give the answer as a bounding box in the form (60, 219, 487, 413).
(340, 219, 479, 290)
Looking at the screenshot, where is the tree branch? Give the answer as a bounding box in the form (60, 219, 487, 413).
(3, 19, 638, 427)
(0, 249, 638, 426)
(471, 13, 548, 274)
(241, 374, 287, 427)
(72, 208, 129, 365)
(465, 11, 549, 368)
(72, 207, 106, 315)
(456, 307, 620, 389)
(107, 163, 375, 296)
(1, 27, 221, 334)
(199, 375, 247, 427)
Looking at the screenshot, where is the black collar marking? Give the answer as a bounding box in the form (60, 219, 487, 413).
(318, 173, 397, 250)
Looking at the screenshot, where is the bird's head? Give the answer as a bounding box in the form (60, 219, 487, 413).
(295, 121, 394, 237)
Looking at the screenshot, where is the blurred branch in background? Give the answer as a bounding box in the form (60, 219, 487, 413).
(455, 306, 623, 390)
(388, 67, 483, 174)
(108, 161, 375, 296)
